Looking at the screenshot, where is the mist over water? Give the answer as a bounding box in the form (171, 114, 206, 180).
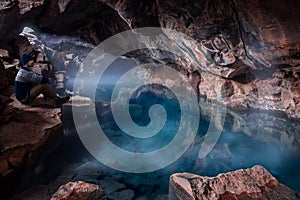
(64, 55, 300, 198)
(8, 58, 300, 199)
(59, 94, 300, 198)
(16, 27, 300, 198)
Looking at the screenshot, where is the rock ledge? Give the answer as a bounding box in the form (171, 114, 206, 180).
(169, 165, 300, 200)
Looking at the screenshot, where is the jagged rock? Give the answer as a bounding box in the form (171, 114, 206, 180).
(214, 79, 234, 99)
(99, 0, 160, 28)
(0, 96, 62, 177)
(0, 0, 15, 10)
(0, 0, 299, 119)
(51, 181, 106, 200)
(232, 0, 300, 69)
(197, 68, 300, 118)
(169, 165, 300, 200)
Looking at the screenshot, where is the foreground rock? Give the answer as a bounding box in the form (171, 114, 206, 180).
(169, 165, 299, 200)
(0, 95, 62, 177)
(51, 181, 107, 200)
(0, 44, 63, 178)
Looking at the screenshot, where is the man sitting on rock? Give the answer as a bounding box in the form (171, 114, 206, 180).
(14, 54, 69, 107)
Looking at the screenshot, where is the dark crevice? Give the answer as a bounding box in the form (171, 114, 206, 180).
(230, 0, 253, 66)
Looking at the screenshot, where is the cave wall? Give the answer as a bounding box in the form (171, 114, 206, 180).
(0, 0, 299, 118)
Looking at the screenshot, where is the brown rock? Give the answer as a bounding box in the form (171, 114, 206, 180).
(51, 181, 106, 200)
(0, 95, 62, 177)
(0, 60, 16, 91)
(0, 159, 11, 176)
(169, 165, 300, 200)
(0, 49, 9, 58)
(0, 85, 14, 97)
(0, 0, 299, 120)
(214, 79, 234, 99)
(0, 95, 15, 122)
(18, 0, 44, 15)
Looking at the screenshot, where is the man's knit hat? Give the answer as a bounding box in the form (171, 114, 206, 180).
(20, 54, 33, 67)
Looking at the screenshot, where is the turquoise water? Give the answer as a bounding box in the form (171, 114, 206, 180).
(4, 88, 299, 199)
(56, 83, 300, 199)
(92, 87, 300, 198)
(65, 58, 300, 198)
(4, 56, 300, 198)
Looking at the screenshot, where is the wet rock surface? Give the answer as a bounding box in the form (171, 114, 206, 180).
(170, 165, 300, 200)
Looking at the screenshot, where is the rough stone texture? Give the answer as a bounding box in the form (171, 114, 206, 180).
(169, 165, 300, 200)
(233, 0, 300, 69)
(51, 181, 106, 200)
(99, 0, 160, 28)
(0, 96, 62, 177)
(0, 0, 299, 119)
(198, 67, 300, 118)
(0, 57, 63, 177)
(0, 0, 129, 45)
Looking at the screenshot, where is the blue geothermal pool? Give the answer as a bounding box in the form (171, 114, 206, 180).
(56, 86, 300, 199)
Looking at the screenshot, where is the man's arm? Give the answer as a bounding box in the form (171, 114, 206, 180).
(17, 69, 49, 84)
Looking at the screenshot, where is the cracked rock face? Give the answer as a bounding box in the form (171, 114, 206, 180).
(169, 165, 300, 200)
(0, 0, 299, 119)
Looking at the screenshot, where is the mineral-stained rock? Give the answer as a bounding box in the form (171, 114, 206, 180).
(232, 0, 300, 69)
(51, 181, 106, 200)
(169, 165, 300, 200)
(0, 0, 299, 120)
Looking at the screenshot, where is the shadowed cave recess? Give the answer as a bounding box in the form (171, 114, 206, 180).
(0, 0, 300, 199)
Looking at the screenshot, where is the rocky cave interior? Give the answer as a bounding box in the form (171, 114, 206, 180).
(0, 0, 300, 199)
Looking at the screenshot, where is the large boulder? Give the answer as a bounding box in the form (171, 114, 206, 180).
(169, 165, 300, 200)
(0, 96, 62, 177)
